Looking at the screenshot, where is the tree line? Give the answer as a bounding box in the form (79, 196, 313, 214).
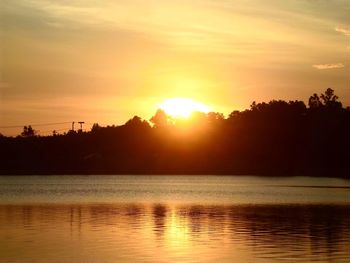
(1, 88, 349, 177)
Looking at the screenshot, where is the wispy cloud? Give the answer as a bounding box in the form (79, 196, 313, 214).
(14, 0, 325, 56)
(313, 63, 345, 70)
(335, 26, 350, 36)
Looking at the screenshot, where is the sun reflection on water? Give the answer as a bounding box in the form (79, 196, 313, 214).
(1, 174, 350, 263)
(2, 203, 349, 263)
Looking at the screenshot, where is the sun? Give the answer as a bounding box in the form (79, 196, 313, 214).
(159, 98, 210, 118)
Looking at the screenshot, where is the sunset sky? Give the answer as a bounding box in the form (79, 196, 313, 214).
(1, 0, 350, 135)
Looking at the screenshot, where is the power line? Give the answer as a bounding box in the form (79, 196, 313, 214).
(0, 121, 116, 136)
(37, 128, 70, 134)
(0, 122, 72, 129)
(0, 122, 112, 129)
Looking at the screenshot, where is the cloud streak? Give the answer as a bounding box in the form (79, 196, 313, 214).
(313, 63, 345, 70)
(335, 26, 350, 36)
(3, 0, 350, 132)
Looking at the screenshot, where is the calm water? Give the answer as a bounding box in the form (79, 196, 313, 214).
(1, 175, 350, 263)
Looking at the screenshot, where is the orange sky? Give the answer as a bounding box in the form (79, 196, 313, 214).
(1, 0, 350, 135)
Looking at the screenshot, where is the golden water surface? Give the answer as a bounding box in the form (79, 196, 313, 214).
(1, 175, 350, 262)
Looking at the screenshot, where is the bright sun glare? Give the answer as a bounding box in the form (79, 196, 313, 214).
(159, 98, 210, 118)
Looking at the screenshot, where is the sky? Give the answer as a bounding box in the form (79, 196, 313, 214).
(1, 0, 350, 135)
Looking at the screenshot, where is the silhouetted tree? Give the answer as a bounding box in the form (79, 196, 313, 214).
(91, 123, 101, 133)
(21, 125, 36, 137)
(250, 101, 257, 110)
(66, 129, 77, 135)
(308, 88, 342, 109)
(320, 88, 342, 109)
(125, 116, 151, 129)
(228, 110, 240, 119)
(309, 93, 322, 108)
(0, 88, 349, 177)
(207, 112, 225, 123)
(150, 109, 170, 128)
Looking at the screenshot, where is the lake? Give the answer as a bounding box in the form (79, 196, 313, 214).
(1, 175, 350, 262)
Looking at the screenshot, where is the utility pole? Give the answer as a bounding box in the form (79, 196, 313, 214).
(71, 121, 75, 131)
(78, 121, 85, 132)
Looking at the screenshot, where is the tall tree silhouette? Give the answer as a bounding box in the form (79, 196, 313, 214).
(21, 125, 36, 137)
(320, 88, 342, 109)
(1, 89, 349, 177)
(309, 88, 342, 109)
(150, 109, 170, 128)
(308, 93, 322, 108)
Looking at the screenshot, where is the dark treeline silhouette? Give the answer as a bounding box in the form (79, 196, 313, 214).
(1, 88, 350, 176)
